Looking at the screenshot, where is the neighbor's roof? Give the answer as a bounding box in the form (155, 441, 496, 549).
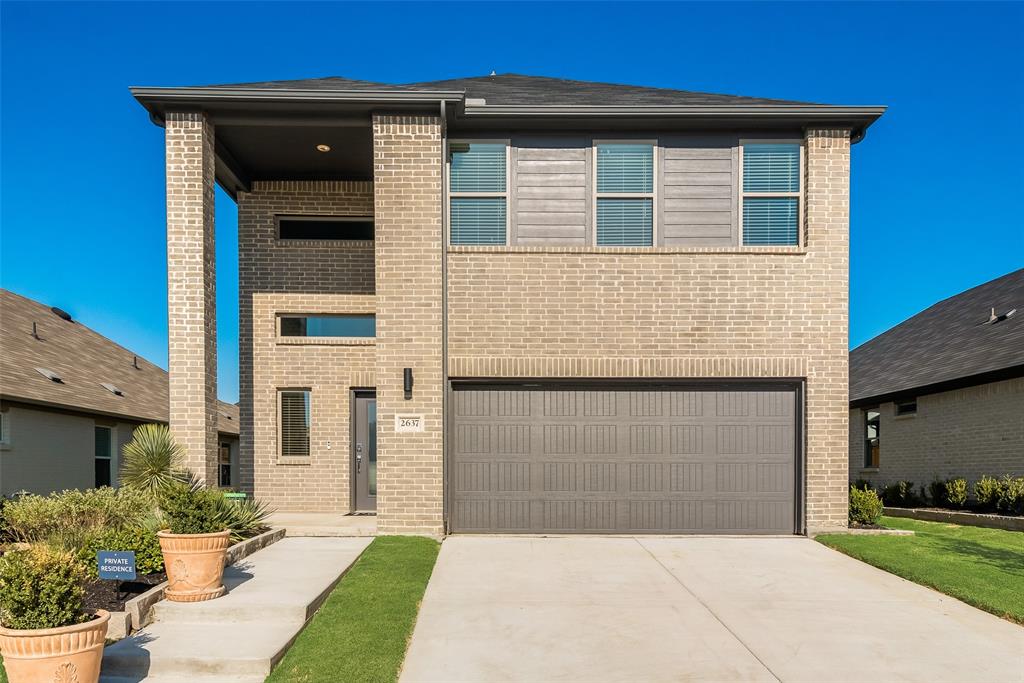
(0, 289, 239, 434)
(850, 269, 1024, 405)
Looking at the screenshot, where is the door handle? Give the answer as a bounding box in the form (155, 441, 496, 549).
(356, 449, 363, 473)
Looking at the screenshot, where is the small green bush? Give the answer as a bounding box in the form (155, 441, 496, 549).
(851, 479, 874, 492)
(3, 487, 154, 543)
(158, 483, 226, 535)
(995, 476, 1024, 516)
(83, 527, 164, 576)
(945, 478, 968, 509)
(974, 476, 1002, 512)
(880, 480, 920, 507)
(927, 480, 948, 507)
(0, 546, 86, 630)
(849, 485, 883, 525)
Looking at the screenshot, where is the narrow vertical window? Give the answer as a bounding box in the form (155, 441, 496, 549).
(0, 411, 9, 446)
(279, 390, 311, 458)
(596, 143, 654, 246)
(219, 442, 232, 486)
(95, 426, 112, 487)
(864, 409, 880, 468)
(449, 142, 507, 245)
(741, 143, 801, 245)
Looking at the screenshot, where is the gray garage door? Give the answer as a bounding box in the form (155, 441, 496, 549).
(449, 384, 798, 534)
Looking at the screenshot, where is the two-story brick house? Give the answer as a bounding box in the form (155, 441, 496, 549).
(132, 74, 883, 536)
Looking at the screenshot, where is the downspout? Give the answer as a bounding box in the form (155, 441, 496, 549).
(440, 100, 450, 535)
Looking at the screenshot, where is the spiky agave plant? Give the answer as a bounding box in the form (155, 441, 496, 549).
(214, 496, 275, 542)
(120, 424, 189, 494)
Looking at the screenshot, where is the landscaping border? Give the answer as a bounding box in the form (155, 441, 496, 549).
(883, 507, 1024, 532)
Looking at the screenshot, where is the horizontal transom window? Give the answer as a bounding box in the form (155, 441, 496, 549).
(277, 217, 373, 241)
(280, 315, 375, 337)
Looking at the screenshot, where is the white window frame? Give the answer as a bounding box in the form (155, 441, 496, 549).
(446, 139, 511, 246)
(738, 139, 805, 247)
(592, 139, 659, 246)
(278, 388, 312, 460)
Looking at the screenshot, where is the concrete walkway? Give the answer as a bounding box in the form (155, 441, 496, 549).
(401, 536, 1024, 682)
(100, 536, 371, 683)
(269, 511, 377, 537)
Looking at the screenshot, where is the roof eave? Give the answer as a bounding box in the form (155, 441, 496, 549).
(849, 363, 1024, 408)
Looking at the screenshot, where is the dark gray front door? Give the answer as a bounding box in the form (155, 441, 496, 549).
(354, 393, 377, 512)
(449, 383, 798, 534)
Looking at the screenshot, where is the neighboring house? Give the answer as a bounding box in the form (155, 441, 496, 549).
(849, 269, 1024, 489)
(132, 73, 884, 535)
(0, 289, 240, 496)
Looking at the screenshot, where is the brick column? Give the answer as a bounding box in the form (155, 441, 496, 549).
(804, 128, 851, 533)
(372, 114, 444, 535)
(166, 112, 219, 484)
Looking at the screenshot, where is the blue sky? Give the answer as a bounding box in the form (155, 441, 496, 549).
(2, 2, 1022, 404)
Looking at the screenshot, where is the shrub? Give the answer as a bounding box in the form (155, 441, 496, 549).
(158, 483, 226, 535)
(214, 496, 274, 543)
(120, 424, 189, 494)
(851, 479, 874, 492)
(974, 476, 1001, 512)
(849, 485, 883, 525)
(83, 527, 164, 576)
(927, 480, 948, 507)
(880, 480, 920, 507)
(995, 476, 1024, 516)
(2, 487, 154, 543)
(945, 478, 968, 509)
(0, 545, 86, 629)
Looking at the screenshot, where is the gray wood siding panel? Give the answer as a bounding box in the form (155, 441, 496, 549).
(661, 142, 738, 246)
(512, 140, 589, 245)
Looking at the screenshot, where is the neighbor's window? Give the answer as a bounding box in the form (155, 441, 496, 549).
(95, 425, 113, 487)
(279, 390, 311, 458)
(0, 411, 9, 446)
(449, 142, 508, 245)
(277, 217, 374, 241)
(280, 315, 375, 338)
(895, 399, 917, 416)
(219, 442, 232, 487)
(596, 143, 654, 246)
(741, 143, 801, 246)
(863, 409, 880, 469)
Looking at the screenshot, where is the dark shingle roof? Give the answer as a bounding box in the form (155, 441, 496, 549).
(850, 269, 1024, 403)
(199, 73, 823, 106)
(0, 290, 239, 434)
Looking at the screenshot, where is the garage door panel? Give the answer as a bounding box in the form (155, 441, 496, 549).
(450, 384, 797, 534)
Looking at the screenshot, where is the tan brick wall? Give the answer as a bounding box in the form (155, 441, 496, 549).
(849, 377, 1024, 491)
(238, 181, 375, 511)
(447, 128, 852, 533)
(372, 114, 444, 536)
(165, 112, 219, 483)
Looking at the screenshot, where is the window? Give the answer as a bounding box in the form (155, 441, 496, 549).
(277, 217, 374, 241)
(279, 390, 311, 458)
(219, 442, 232, 487)
(864, 410, 880, 468)
(279, 315, 375, 338)
(895, 399, 917, 416)
(0, 411, 9, 447)
(448, 142, 508, 245)
(741, 143, 802, 245)
(95, 426, 112, 488)
(595, 143, 655, 246)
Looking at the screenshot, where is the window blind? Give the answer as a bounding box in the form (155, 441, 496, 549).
(596, 199, 653, 246)
(280, 391, 310, 458)
(596, 144, 654, 193)
(743, 144, 800, 193)
(742, 197, 798, 245)
(451, 198, 506, 245)
(450, 143, 506, 193)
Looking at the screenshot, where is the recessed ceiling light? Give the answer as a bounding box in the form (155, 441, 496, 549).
(316, 144, 331, 153)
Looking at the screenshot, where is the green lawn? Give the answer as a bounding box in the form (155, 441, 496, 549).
(818, 516, 1024, 624)
(266, 535, 440, 683)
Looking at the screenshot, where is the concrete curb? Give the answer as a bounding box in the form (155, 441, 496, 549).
(883, 507, 1024, 532)
(115, 527, 286, 637)
(809, 527, 914, 537)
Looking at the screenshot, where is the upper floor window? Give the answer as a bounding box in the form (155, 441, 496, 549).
(277, 217, 374, 241)
(449, 142, 508, 245)
(595, 143, 654, 246)
(280, 314, 375, 338)
(741, 143, 802, 246)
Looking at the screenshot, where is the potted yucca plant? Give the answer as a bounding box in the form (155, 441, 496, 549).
(0, 546, 109, 683)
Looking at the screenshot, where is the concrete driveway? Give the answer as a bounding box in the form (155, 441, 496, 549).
(400, 536, 1024, 682)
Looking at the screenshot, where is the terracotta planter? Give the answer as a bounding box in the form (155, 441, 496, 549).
(157, 530, 231, 603)
(0, 610, 109, 683)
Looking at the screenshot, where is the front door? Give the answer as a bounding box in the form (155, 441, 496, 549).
(353, 392, 377, 512)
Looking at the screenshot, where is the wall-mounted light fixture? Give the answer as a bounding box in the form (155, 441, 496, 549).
(403, 368, 413, 400)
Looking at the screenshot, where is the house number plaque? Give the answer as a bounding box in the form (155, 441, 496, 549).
(395, 414, 425, 432)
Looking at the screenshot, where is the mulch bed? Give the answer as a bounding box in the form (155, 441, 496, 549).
(83, 573, 166, 613)
(850, 522, 886, 530)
